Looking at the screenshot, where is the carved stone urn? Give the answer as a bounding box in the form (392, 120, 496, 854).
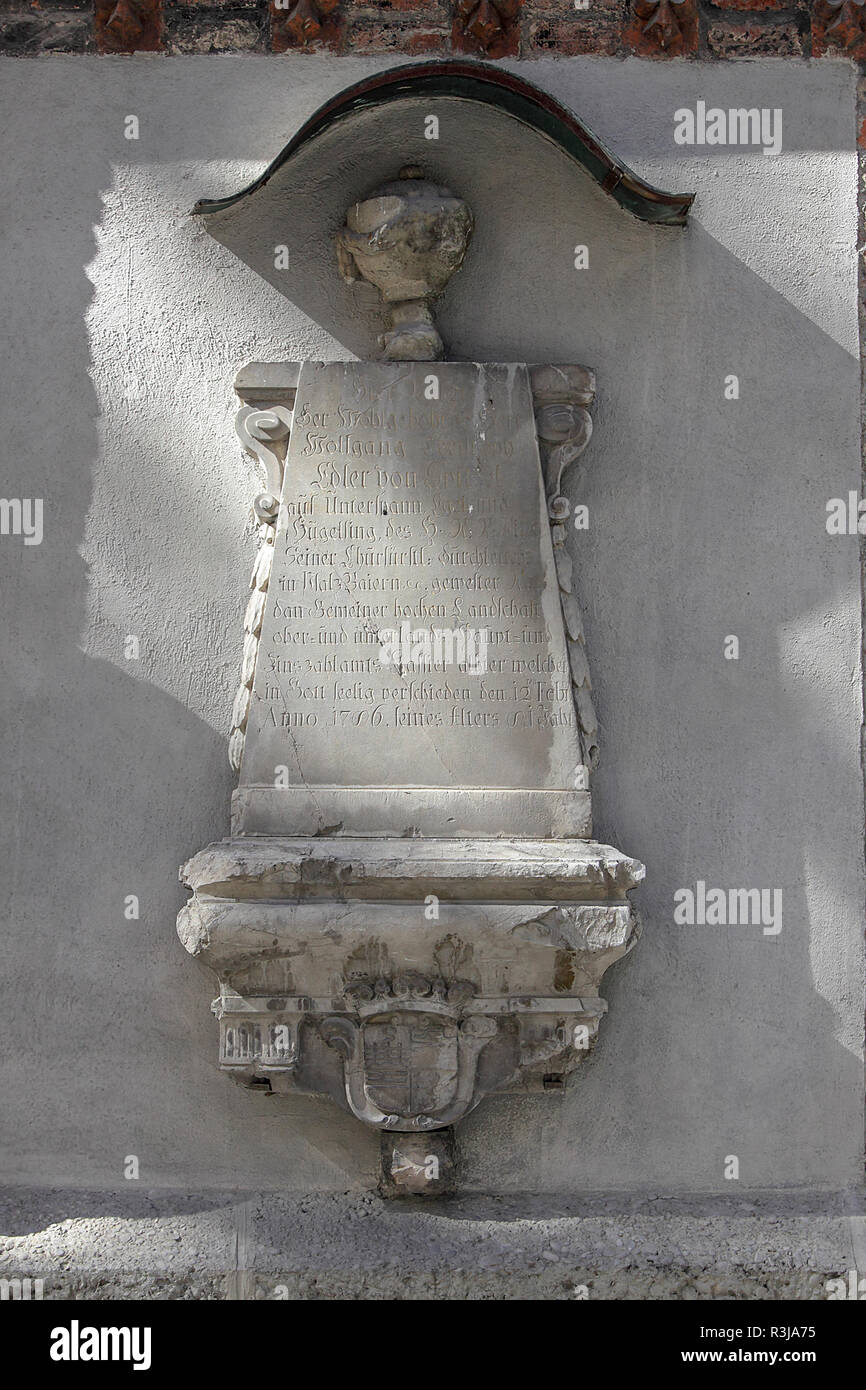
(178, 171, 644, 1195)
(335, 165, 474, 360)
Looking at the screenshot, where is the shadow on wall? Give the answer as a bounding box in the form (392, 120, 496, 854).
(0, 65, 861, 1196)
(0, 66, 380, 1195)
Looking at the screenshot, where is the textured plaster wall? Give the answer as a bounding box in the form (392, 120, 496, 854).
(0, 54, 863, 1197)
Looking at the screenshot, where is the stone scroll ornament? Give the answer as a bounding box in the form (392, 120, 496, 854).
(531, 366, 599, 772)
(180, 158, 646, 1196)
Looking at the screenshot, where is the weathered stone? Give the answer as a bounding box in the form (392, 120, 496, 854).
(379, 1127, 457, 1194)
(708, 18, 805, 57)
(344, 0, 448, 10)
(343, 16, 448, 51)
(178, 839, 641, 1116)
(525, 0, 623, 55)
(180, 836, 645, 900)
(336, 169, 473, 361)
(0, 0, 91, 7)
(0, 0, 838, 56)
(178, 349, 642, 1180)
(0, 12, 92, 52)
(708, 0, 802, 9)
(163, 6, 266, 51)
(234, 361, 590, 837)
(526, 15, 622, 56)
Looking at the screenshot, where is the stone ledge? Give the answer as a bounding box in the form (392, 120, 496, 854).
(181, 835, 645, 901)
(1, 1188, 862, 1300)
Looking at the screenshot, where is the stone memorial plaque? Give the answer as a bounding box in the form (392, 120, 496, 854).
(235, 360, 589, 838)
(181, 155, 644, 1184)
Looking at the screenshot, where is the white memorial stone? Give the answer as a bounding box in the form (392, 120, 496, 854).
(179, 168, 644, 1194)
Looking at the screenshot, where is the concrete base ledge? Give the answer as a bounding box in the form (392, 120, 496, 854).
(1, 1189, 863, 1300)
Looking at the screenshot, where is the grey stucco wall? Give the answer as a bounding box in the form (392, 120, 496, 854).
(0, 54, 863, 1197)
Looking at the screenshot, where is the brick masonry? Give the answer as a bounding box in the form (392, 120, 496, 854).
(0, 2, 853, 61)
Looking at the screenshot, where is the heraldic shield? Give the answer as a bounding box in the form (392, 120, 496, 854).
(320, 989, 500, 1132)
(363, 1013, 458, 1118)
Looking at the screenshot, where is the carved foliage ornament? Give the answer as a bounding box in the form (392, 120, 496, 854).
(814, 0, 866, 57)
(95, 0, 161, 52)
(531, 365, 598, 771)
(271, 0, 342, 51)
(453, 0, 521, 59)
(228, 404, 293, 773)
(626, 0, 699, 57)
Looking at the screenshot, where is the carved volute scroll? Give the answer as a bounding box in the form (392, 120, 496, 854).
(531, 365, 599, 771)
(234, 403, 294, 524)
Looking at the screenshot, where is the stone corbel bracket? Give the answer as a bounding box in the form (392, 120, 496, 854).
(178, 836, 645, 1190)
(227, 364, 298, 773)
(531, 364, 599, 771)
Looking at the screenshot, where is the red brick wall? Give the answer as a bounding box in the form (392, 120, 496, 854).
(0, 1, 854, 62)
